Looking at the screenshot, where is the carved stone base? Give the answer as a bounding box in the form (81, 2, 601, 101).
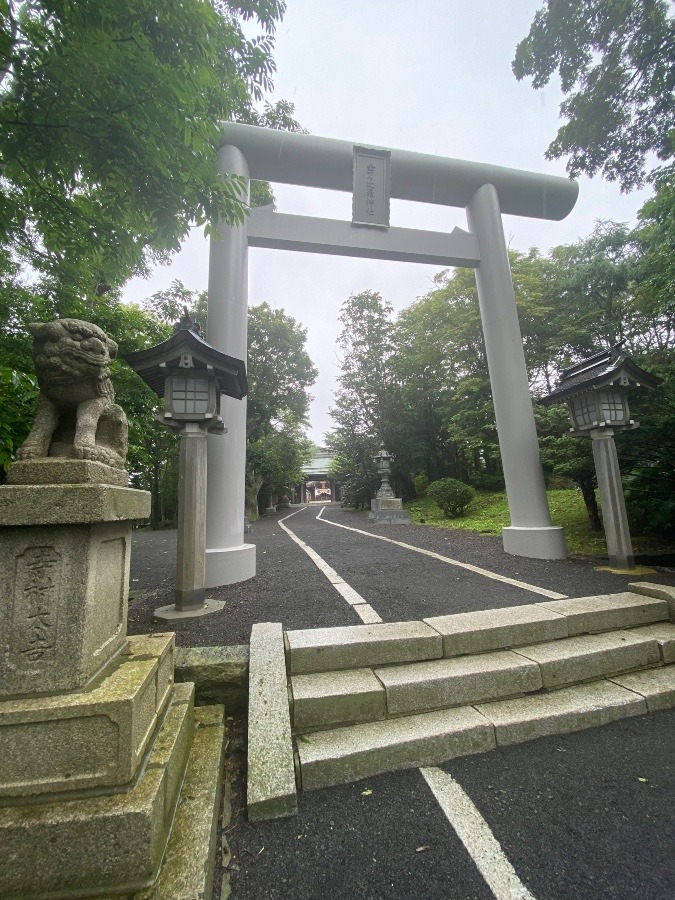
(0, 634, 174, 799)
(0, 482, 150, 699)
(0, 683, 198, 898)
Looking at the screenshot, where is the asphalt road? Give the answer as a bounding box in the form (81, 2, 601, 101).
(129, 505, 675, 900)
(226, 709, 675, 900)
(128, 504, 675, 644)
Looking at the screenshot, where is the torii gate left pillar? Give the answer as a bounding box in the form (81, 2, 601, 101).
(204, 144, 255, 587)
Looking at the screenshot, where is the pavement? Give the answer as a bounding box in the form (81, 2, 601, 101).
(129, 504, 675, 900)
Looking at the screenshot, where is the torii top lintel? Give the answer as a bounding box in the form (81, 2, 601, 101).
(219, 123, 578, 222)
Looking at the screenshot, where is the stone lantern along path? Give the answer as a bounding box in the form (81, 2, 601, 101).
(369, 443, 411, 524)
(124, 311, 248, 621)
(0, 334, 225, 898)
(541, 345, 662, 572)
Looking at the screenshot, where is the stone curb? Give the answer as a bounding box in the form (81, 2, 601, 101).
(247, 623, 297, 821)
(174, 646, 249, 715)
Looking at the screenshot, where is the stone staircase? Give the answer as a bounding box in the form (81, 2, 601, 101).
(247, 583, 675, 819)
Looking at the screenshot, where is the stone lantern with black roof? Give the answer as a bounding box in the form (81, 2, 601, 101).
(541, 344, 661, 569)
(125, 311, 247, 618)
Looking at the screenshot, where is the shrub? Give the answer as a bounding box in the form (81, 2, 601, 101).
(427, 478, 476, 518)
(412, 472, 428, 496)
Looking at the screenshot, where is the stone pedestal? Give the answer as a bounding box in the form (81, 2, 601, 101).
(0, 461, 225, 898)
(369, 497, 411, 525)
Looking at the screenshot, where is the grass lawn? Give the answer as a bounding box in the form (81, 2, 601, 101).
(405, 489, 673, 559)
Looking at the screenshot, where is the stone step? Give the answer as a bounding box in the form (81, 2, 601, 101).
(291, 668, 387, 731)
(285, 591, 669, 677)
(296, 706, 495, 791)
(423, 603, 568, 658)
(374, 650, 542, 717)
(296, 669, 675, 791)
(512, 630, 661, 688)
(536, 591, 669, 636)
(609, 664, 675, 712)
(624, 621, 675, 663)
(286, 621, 442, 675)
(290, 628, 664, 731)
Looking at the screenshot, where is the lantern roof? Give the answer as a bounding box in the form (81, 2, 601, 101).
(540, 344, 660, 406)
(124, 318, 247, 400)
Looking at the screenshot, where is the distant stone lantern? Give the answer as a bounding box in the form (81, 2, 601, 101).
(542, 345, 661, 570)
(370, 442, 410, 524)
(125, 311, 247, 618)
(373, 443, 395, 498)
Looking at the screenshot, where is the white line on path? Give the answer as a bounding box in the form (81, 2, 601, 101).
(278, 509, 383, 623)
(315, 508, 567, 600)
(421, 767, 537, 900)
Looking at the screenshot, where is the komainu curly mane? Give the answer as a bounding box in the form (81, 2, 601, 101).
(17, 318, 128, 468)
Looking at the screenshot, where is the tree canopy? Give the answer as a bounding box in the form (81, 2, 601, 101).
(513, 0, 675, 190)
(246, 302, 317, 513)
(328, 222, 675, 535)
(0, 0, 300, 303)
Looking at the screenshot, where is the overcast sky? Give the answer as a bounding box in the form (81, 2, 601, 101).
(122, 0, 653, 445)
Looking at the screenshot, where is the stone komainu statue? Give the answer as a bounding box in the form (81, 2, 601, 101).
(16, 318, 128, 469)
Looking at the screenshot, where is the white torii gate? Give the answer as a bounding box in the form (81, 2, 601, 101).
(205, 124, 579, 587)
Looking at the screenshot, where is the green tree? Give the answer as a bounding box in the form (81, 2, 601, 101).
(326, 291, 401, 504)
(513, 0, 675, 190)
(536, 403, 601, 529)
(393, 254, 559, 488)
(247, 427, 312, 511)
(330, 290, 397, 442)
(0, 366, 38, 472)
(0, 0, 299, 303)
(546, 221, 643, 352)
(246, 302, 317, 515)
(634, 173, 675, 342)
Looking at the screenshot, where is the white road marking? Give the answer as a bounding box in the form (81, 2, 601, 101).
(352, 603, 383, 624)
(421, 767, 537, 900)
(278, 510, 382, 623)
(315, 508, 567, 600)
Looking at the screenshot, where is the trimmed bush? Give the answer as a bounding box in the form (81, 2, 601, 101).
(427, 478, 476, 518)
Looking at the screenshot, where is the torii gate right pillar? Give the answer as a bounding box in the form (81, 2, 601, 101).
(467, 184, 566, 559)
